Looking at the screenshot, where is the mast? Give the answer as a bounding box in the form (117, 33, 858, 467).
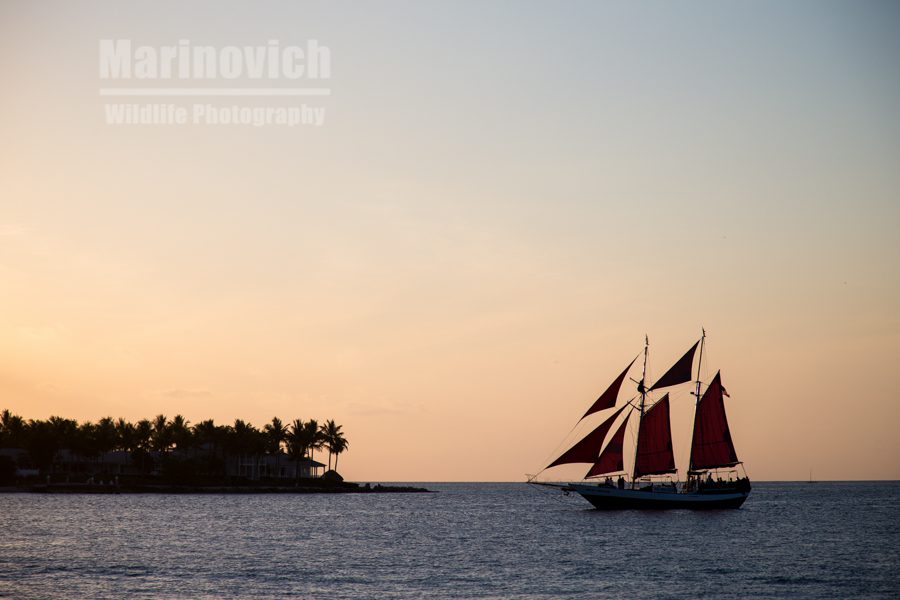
(689, 328, 706, 473)
(632, 335, 649, 485)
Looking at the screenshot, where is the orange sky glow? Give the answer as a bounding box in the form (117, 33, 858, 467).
(1, 2, 898, 481)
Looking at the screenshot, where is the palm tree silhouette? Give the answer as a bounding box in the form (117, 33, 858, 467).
(2, 410, 348, 483)
(151, 415, 171, 455)
(24, 419, 57, 474)
(0, 409, 26, 448)
(72, 421, 100, 465)
(95, 417, 117, 453)
(192, 419, 218, 451)
(170, 415, 193, 452)
(94, 417, 117, 473)
(332, 436, 349, 473)
(320, 419, 345, 471)
(134, 419, 153, 473)
(286, 419, 309, 483)
(263, 417, 287, 479)
(229, 419, 266, 479)
(115, 418, 137, 453)
(304, 419, 322, 464)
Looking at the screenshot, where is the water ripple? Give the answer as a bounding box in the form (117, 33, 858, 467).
(0, 483, 898, 598)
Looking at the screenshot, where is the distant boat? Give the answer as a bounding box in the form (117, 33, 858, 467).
(529, 330, 751, 509)
(807, 469, 817, 484)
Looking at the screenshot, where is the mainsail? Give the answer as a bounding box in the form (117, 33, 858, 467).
(585, 414, 630, 478)
(649, 341, 699, 391)
(546, 404, 628, 469)
(690, 371, 739, 470)
(633, 393, 676, 477)
(581, 357, 637, 419)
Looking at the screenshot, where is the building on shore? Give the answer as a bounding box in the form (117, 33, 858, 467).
(0, 446, 325, 482)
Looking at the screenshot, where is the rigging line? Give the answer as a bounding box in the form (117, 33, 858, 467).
(532, 416, 583, 479)
(536, 397, 639, 480)
(533, 350, 641, 477)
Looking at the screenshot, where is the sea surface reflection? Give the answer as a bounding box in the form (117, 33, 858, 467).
(1, 482, 899, 598)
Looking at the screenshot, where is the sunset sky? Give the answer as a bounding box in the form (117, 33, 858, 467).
(1, 2, 898, 481)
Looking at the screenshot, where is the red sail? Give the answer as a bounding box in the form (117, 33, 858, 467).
(691, 371, 739, 470)
(633, 394, 677, 477)
(649, 340, 699, 391)
(547, 405, 627, 469)
(585, 414, 630, 478)
(582, 357, 637, 419)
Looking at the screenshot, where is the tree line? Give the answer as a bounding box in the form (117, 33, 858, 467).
(0, 409, 349, 481)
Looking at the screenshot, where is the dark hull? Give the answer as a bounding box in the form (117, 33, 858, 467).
(569, 483, 749, 510)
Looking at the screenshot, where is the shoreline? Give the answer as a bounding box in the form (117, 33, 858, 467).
(0, 482, 432, 495)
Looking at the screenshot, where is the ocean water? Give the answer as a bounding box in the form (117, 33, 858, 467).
(1, 482, 898, 599)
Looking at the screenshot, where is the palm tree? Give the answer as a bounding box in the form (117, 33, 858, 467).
(320, 419, 345, 471)
(115, 418, 137, 453)
(72, 421, 99, 462)
(134, 419, 153, 451)
(94, 417, 117, 472)
(24, 419, 57, 474)
(192, 419, 218, 452)
(304, 419, 322, 464)
(170, 415, 193, 452)
(332, 436, 349, 473)
(48, 416, 78, 447)
(8, 412, 349, 482)
(28, 416, 78, 475)
(191, 419, 224, 478)
(150, 415, 172, 475)
(133, 419, 153, 473)
(286, 419, 311, 483)
(229, 419, 264, 479)
(151, 415, 171, 453)
(0, 409, 26, 448)
(95, 417, 117, 454)
(263, 417, 287, 478)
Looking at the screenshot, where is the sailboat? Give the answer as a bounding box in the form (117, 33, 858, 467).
(529, 331, 751, 509)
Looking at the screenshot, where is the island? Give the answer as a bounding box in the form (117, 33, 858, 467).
(0, 410, 428, 494)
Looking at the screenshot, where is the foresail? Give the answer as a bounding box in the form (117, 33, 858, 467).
(633, 394, 677, 477)
(585, 413, 630, 478)
(547, 405, 627, 469)
(649, 340, 699, 391)
(581, 357, 637, 419)
(690, 371, 739, 470)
